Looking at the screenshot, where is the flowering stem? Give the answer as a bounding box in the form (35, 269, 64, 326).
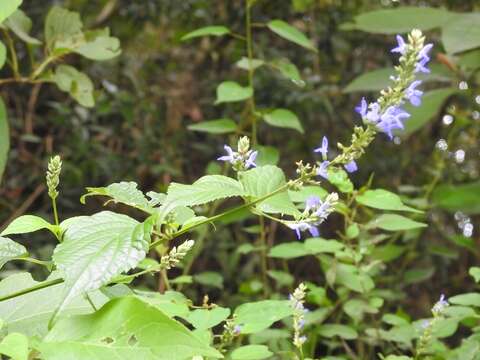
(52, 198, 60, 227)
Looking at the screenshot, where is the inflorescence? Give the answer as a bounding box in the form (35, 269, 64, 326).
(218, 136, 258, 171)
(289, 283, 309, 350)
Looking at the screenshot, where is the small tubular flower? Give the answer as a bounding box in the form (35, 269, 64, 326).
(405, 80, 423, 106)
(344, 160, 358, 173)
(217, 136, 257, 171)
(314, 136, 329, 160)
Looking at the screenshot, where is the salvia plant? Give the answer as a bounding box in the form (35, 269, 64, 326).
(1, 2, 480, 360)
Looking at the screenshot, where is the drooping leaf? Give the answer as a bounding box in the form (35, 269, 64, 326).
(0, 332, 29, 360)
(240, 165, 299, 216)
(186, 307, 230, 330)
(53, 211, 152, 314)
(442, 13, 480, 54)
(270, 58, 304, 86)
(164, 175, 245, 209)
(0, 272, 115, 337)
(263, 108, 304, 133)
(81, 181, 153, 213)
(0, 236, 27, 269)
(5, 10, 41, 45)
(188, 119, 237, 134)
(0, 0, 22, 24)
(215, 81, 253, 104)
(231, 345, 273, 360)
(1, 215, 55, 236)
(234, 300, 293, 334)
(181, 25, 230, 41)
(38, 296, 222, 359)
(317, 324, 358, 339)
(432, 181, 480, 214)
(401, 88, 457, 136)
(356, 189, 422, 213)
(343, 7, 454, 34)
(371, 214, 427, 231)
(267, 19, 316, 52)
(52, 65, 95, 107)
(0, 97, 9, 180)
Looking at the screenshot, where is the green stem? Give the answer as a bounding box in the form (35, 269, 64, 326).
(0, 278, 63, 302)
(85, 293, 98, 311)
(13, 257, 51, 268)
(258, 215, 269, 296)
(245, 0, 257, 145)
(52, 197, 60, 227)
(2, 29, 19, 77)
(31, 55, 56, 80)
(160, 269, 171, 291)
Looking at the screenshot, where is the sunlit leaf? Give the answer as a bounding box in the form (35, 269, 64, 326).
(0, 236, 27, 269)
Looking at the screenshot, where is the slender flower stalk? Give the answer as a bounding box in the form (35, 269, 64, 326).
(46, 155, 62, 226)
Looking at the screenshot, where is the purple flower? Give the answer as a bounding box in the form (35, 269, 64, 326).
(377, 106, 410, 139)
(217, 145, 235, 163)
(391, 35, 407, 55)
(405, 80, 423, 106)
(298, 319, 306, 329)
(288, 222, 318, 239)
(344, 160, 358, 173)
(355, 97, 368, 118)
(316, 161, 329, 179)
(366, 102, 381, 123)
(419, 43, 433, 62)
(306, 196, 321, 211)
(233, 324, 243, 335)
(245, 150, 258, 168)
(415, 57, 430, 74)
(314, 136, 329, 159)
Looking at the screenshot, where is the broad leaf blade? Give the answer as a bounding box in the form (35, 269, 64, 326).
(1, 215, 54, 236)
(442, 13, 480, 54)
(44, 6, 83, 52)
(356, 189, 422, 213)
(263, 109, 304, 133)
(52, 65, 95, 107)
(181, 25, 230, 41)
(5, 10, 42, 45)
(215, 81, 253, 104)
(267, 19, 316, 52)
(371, 214, 427, 231)
(0, 236, 27, 269)
(0, 0, 22, 24)
(188, 119, 237, 134)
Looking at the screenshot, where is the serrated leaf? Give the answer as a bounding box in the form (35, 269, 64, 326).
(5, 10, 41, 45)
(53, 211, 152, 314)
(39, 296, 222, 359)
(344, 7, 454, 34)
(52, 65, 94, 107)
(0, 332, 29, 360)
(215, 81, 253, 104)
(263, 108, 304, 133)
(371, 214, 427, 231)
(442, 13, 480, 54)
(0, 272, 115, 337)
(186, 307, 230, 330)
(0, 236, 27, 269)
(181, 25, 230, 41)
(164, 175, 245, 209)
(1, 215, 54, 236)
(267, 19, 316, 52)
(188, 119, 237, 134)
(356, 189, 422, 213)
(240, 165, 299, 216)
(231, 345, 273, 360)
(0, 97, 9, 180)
(81, 181, 153, 213)
(234, 300, 293, 334)
(0, 0, 22, 24)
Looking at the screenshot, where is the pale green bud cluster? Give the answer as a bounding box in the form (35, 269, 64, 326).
(160, 239, 195, 269)
(46, 155, 62, 200)
(290, 283, 308, 349)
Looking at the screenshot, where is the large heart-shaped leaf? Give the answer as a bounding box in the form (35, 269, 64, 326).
(53, 211, 152, 314)
(38, 296, 222, 359)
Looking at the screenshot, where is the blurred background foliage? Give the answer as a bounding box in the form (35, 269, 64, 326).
(1, 0, 479, 344)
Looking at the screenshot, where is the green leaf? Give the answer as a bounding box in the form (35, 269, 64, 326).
(0, 272, 114, 337)
(215, 81, 253, 104)
(44, 6, 83, 52)
(343, 299, 378, 322)
(188, 119, 237, 134)
(267, 270, 294, 287)
(318, 324, 358, 340)
(81, 181, 153, 213)
(288, 185, 328, 203)
(186, 307, 230, 330)
(0, 41, 6, 69)
(135, 290, 190, 319)
(270, 58, 304, 86)
(449, 293, 480, 307)
(255, 145, 279, 166)
(432, 181, 480, 214)
(304, 238, 344, 254)
(327, 167, 353, 193)
(181, 25, 230, 41)
(234, 300, 293, 334)
(371, 214, 427, 231)
(5, 10, 41, 45)
(194, 271, 224, 289)
(469, 267, 480, 283)
(263, 108, 304, 133)
(53, 211, 152, 314)
(371, 244, 405, 262)
(356, 189, 422, 213)
(165, 175, 245, 209)
(0, 236, 27, 269)
(0, 0, 22, 24)
(267, 19, 316, 52)
(404, 267, 434, 284)
(74, 29, 121, 60)
(52, 65, 94, 107)
(1, 215, 54, 236)
(240, 165, 299, 216)
(231, 345, 273, 360)
(39, 296, 222, 359)
(0, 97, 9, 180)
(236, 57, 265, 71)
(269, 242, 310, 259)
(0, 333, 29, 360)
(401, 88, 457, 136)
(442, 13, 480, 54)
(345, 7, 454, 34)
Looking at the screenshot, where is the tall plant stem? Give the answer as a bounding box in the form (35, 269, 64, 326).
(245, 1, 257, 145)
(0, 278, 63, 302)
(259, 215, 269, 296)
(52, 198, 59, 227)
